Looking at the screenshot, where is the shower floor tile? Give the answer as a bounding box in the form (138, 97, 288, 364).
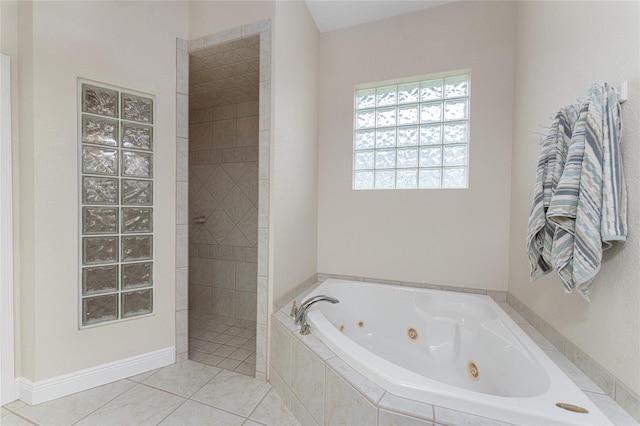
(188, 313, 257, 377)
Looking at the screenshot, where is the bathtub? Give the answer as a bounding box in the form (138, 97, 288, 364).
(303, 279, 611, 425)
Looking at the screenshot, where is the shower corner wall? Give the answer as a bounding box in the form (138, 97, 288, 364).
(187, 101, 259, 321)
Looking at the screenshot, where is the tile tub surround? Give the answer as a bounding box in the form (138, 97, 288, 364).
(308, 273, 640, 423)
(507, 293, 640, 423)
(2, 360, 298, 426)
(188, 101, 259, 320)
(269, 295, 635, 425)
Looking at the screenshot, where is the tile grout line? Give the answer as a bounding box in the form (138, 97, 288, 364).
(152, 397, 189, 426)
(69, 379, 140, 426)
(186, 375, 269, 423)
(8, 410, 39, 426)
(148, 365, 247, 422)
(243, 386, 273, 424)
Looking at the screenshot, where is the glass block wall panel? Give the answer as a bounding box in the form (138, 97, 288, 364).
(398, 83, 419, 104)
(354, 72, 470, 189)
(83, 294, 118, 326)
(122, 123, 153, 150)
(122, 262, 152, 289)
(354, 171, 374, 190)
(122, 151, 153, 178)
(82, 85, 118, 117)
(82, 116, 118, 146)
(122, 180, 153, 205)
(83, 177, 118, 205)
(397, 169, 418, 189)
(355, 88, 376, 109)
(122, 93, 153, 123)
(83, 265, 118, 295)
(83, 237, 118, 265)
(122, 208, 152, 233)
(79, 81, 154, 327)
(122, 235, 153, 261)
(355, 130, 375, 150)
(375, 170, 395, 189)
(397, 126, 418, 147)
(82, 146, 118, 175)
(83, 207, 118, 234)
(122, 289, 153, 318)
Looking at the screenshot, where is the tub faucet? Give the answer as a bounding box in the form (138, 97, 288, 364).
(293, 295, 339, 335)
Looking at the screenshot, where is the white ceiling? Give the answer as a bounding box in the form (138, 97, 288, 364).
(304, 0, 458, 33)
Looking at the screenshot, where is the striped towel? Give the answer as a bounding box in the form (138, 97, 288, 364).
(526, 106, 578, 281)
(527, 83, 626, 300)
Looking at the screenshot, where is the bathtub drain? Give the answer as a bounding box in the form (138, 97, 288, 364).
(467, 361, 480, 381)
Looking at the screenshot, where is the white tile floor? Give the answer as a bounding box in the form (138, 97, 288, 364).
(188, 313, 256, 376)
(1, 361, 298, 426)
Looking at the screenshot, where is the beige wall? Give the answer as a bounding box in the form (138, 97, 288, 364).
(188, 1, 275, 40)
(509, 1, 640, 395)
(16, 0, 35, 381)
(16, 1, 188, 381)
(317, 2, 516, 290)
(271, 1, 320, 301)
(1, 0, 21, 378)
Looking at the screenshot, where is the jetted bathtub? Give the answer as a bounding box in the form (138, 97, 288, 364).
(303, 279, 611, 425)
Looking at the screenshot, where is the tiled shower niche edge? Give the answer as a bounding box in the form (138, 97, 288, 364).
(78, 79, 156, 328)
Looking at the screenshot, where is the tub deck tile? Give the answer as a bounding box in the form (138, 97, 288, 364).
(379, 409, 434, 426)
(291, 393, 318, 426)
(379, 393, 434, 421)
(496, 302, 527, 324)
(269, 366, 291, 408)
(270, 318, 293, 385)
(543, 349, 605, 394)
(586, 391, 639, 426)
(434, 406, 516, 426)
(293, 332, 336, 361)
(324, 367, 377, 426)
(401, 281, 443, 291)
(291, 338, 326, 425)
(326, 357, 385, 405)
(520, 324, 559, 351)
(274, 311, 299, 333)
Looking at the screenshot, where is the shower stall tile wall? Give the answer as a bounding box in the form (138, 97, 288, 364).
(188, 102, 258, 320)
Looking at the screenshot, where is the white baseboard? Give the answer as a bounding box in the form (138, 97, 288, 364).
(16, 346, 175, 405)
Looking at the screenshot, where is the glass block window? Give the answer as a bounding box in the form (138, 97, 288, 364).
(353, 72, 470, 190)
(79, 81, 154, 327)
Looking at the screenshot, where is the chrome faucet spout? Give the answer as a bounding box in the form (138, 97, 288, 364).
(294, 295, 339, 326)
